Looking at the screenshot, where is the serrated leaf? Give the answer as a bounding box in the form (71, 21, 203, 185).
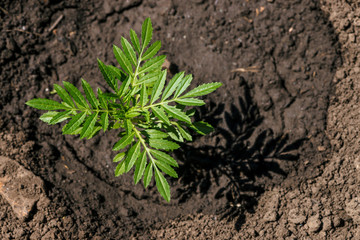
(137, 71, 160, 85)
(141, 17, 153, 51)
(130, 29, 141, 54)
(88, 125, 102, 139)
(54, 84, 74, 107)
(165, 125, 183, 142)
(174, 74, 193, 98)
(26, 98, 69, 111)
(149, 139, 180, 150)
(123, 86, 139, 103)
(138, 55, 166, 75)
(125, 141, 141, 172)
(97, 88, 108, 109)
(62, 112, 87, 134)
(121, 37, 137, 66)
(49, 110, 71, 124)
(143, 109, 150, 123)
(151, 106, 170, 125)
(109, 104, 125, 114)
(125, 119, 132, 135)
(100, 92, 118, 100)
(81, 79, 99, 109)
(106, 65, 127, 92)
(138, 123, 150, 129)
(113, 152, 125, 162)
(143, 163, 153, 188)
(182, 82, 222, 98)
(162, 104, 191, 124)
(140, 83, 147, 107)
(150, 149, 178, 167)
(80, 113, 98, 139)
(113, 45, 133, 75)
(100, 112, 109, 131)
(142, 40, 161, 61)
(115, 160, 126, 176)
(176, 124, 192, 141)
(175, 98, 205, 106)
(125, 109, 141, 118)
(162, 72, 184, 101)
(63, 81, 89, 109)
(155, 160, 178, 178)
(113, 132, 135, 151)
(134, 151, 147, 184)
(144, 129, 168, 139)
(150, 70, 166, 104)
(118, 76, 131, 97)
(39, 111, 58, 123)
(68, 126, 82, 135)
(97, 59, 117, 91)
(191, 121, 214, 135)
(106, 65, 126, 83)
(112, 121, 122, 129)
(154, 167, 171, 202)
(61, 101, 73, 109)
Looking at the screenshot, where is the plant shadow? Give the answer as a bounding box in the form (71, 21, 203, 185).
(174, 79, 305, 230)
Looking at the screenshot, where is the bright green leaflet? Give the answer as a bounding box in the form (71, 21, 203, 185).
(25, 17, 222, 202)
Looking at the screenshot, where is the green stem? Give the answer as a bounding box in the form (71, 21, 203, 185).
(143, 98, 177, 109)
(67, 107, 117, 114)
(132, 126, 156, 165)
(131, 49, 145, 87)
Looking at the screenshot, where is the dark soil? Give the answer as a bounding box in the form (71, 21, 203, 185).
(1, 0, 357, 239)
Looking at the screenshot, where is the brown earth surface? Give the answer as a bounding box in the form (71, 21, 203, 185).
(0, 0, 359, 239)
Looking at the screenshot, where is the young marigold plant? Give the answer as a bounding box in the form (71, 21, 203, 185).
(26, 18, 222, 201)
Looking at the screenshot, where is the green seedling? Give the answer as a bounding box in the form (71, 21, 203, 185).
(26, 18, 222, 201)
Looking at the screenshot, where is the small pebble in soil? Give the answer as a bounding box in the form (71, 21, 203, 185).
(335, 70, 346, 80)
(317, 146, 326, 152)
(332, 215, 343, 228)
(348, 34, 356, 43)
(263, 210, 278, 222)
(322, 216, 333, 232)
(306, 215, 322, 233)
(288, 208, 307, 224)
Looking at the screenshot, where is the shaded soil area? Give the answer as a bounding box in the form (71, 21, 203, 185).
(1, 0, 357, 239)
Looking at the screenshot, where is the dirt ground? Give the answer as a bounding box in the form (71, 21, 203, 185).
(0, 0, 359, 239)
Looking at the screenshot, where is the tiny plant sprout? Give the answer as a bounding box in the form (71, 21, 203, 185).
(26, 18, 222, 202)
